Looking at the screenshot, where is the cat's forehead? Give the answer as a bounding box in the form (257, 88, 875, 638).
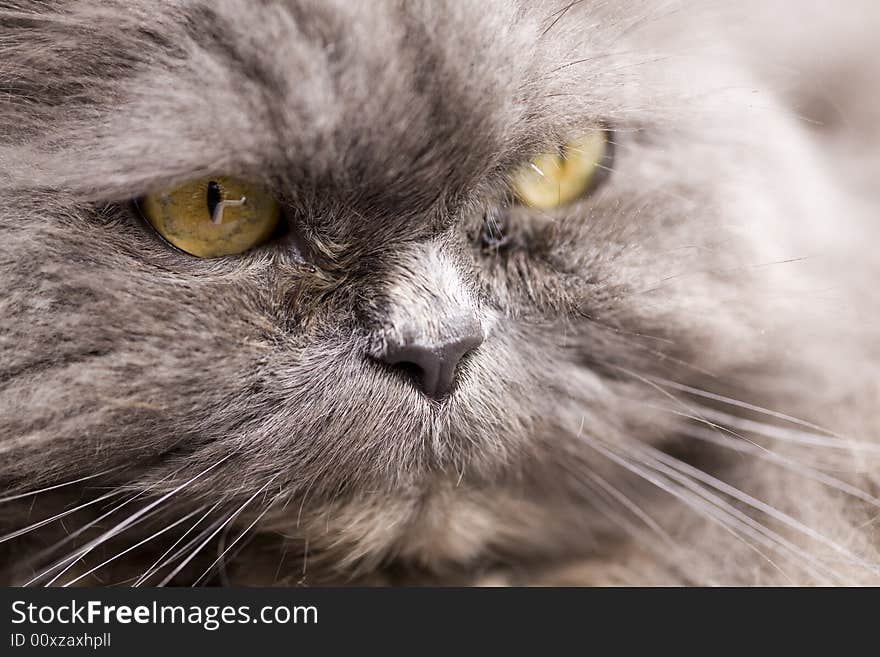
(177, 0, 604, 191)
(61, 0, 632, 204)
(2, 0, 654, 207)
(193, 0, 535, 198)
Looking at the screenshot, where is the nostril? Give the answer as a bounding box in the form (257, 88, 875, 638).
(392, 359, 429, 389)
(378, 334, 482, 400)
(384, 352, 435, 394)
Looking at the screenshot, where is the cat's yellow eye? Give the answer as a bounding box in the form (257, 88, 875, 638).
(511, 131, 607, 210)
(140, 176, 281, 258)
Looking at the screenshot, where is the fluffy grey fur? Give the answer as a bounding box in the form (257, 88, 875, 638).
(1, 0, 879, 585)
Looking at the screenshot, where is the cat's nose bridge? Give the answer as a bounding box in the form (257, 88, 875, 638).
(370, 241, 485, 399)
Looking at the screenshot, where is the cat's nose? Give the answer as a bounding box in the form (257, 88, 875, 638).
(371, 240, 484, 400)
(377, 320, 483, 400)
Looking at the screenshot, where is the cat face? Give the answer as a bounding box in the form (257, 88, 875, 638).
(2, 0, 876, 584)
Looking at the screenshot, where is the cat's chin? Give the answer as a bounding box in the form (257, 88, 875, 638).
(226, 473, 603, 585)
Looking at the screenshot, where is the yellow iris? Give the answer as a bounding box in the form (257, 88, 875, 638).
(141, 176, 281, 258)
(511, 131, 607, 210)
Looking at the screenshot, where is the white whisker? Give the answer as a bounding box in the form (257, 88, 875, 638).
(192, 498, 278, 586)
(580, 434, 840, 583)
(134, 502, 221, 587)
(61, 507, 206, 587)
(138, 517, 229, 586)
(681, 425, 880, 507)
(0, 490, 121, 544)
(0, 467, 120, 505)
(38, 453, 236, 586)
(620, 439, 879, 577)
(158, 475, 279, 587)
(647, 376, 848, 439)
(23, 491, 148, 582)
(693, 405, 880, 453)
(584, 470, 675, 545)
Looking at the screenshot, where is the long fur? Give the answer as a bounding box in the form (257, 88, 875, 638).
(1, 0, 879, 585)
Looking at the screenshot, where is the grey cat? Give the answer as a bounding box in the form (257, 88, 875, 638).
(1, 0, 879, 586)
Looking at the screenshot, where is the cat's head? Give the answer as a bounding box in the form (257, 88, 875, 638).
(2, 0, 876, 584)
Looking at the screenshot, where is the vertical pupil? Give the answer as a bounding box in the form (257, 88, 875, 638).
(206, 180, 222, 218)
